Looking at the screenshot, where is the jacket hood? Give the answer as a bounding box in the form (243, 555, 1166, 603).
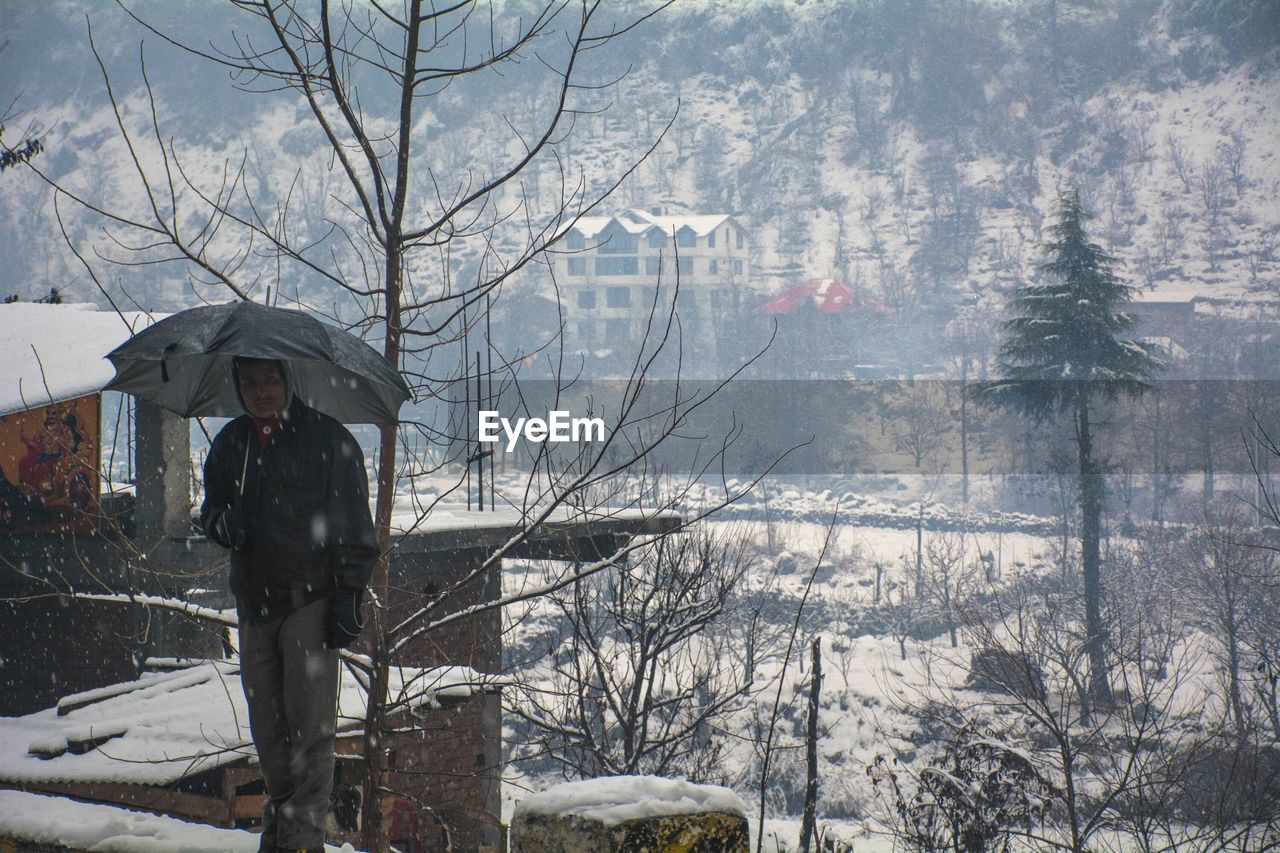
(231, 357, 294, 417)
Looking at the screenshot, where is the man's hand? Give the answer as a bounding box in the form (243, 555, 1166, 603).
(211, 508, 252, 550)
(325, 587, 364, 650)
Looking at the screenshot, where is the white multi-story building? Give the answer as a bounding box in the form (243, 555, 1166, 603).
(551, 209, 751, 364)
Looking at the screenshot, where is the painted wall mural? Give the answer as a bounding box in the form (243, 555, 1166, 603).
(0, 395, 101, 535)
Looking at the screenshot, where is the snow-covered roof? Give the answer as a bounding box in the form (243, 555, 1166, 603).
(566, 209, 740, 241)
(0, 790, 358, 853)
(513, 775, 747, 825)
(0, 303, 160, 417)
(1126, 288, 1200, 305)
(0, 658, 493, 788)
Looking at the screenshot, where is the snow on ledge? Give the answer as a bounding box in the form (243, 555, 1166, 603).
(512, 775, 747, 826)
(0, 790, 358, 852)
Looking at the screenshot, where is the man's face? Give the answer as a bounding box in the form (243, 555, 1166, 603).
(238, 361, 288, 419)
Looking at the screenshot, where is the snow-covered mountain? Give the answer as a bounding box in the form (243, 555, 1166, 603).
(2, 1, 1277, 359)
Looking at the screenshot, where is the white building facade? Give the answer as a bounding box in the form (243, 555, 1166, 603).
(552, 209, 751, 368)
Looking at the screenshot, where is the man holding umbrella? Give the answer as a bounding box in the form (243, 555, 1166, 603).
(202, 356, 377, 852)
(106, 301, 408, 853)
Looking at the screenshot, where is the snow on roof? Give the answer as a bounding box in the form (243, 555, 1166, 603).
(0, 790, 358, 852)
(512, 775, 747, 825)
(0, 303, 160, 417)
(565, 209, 738, 240)
(0, 658, 493, 788)
(1126, 288, 1200, 304)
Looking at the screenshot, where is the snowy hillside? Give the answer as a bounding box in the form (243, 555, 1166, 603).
(3, 0, 1277, 341)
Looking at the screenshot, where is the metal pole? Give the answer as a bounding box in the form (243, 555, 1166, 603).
(462, 304, 471, 511)
(486, 294, 495, 511)
(475, 350, 484, 511)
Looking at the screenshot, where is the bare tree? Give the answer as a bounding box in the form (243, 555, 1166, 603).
(868, 720, 1055, 853)
(1217, 130, 1247, 199)
(892, 552, 1222, 853)
(920, 532, 977, 649)
(1155, 205, 1184, 267)
(1185, 508, 1261, 740)
(1197, 159, 1229, 227)
(878, 571, 924, 662)
(507, 526, 774, 781)
(890, 382, 952, 470)
(1165, 133, 1195, 195)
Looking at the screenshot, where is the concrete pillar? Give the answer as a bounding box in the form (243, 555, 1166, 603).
(133, 400, 191, 541)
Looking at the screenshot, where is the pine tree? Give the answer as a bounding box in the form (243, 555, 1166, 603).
(978, 188, 1164, 707)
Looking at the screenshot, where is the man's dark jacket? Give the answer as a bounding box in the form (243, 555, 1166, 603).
(200, 398, 378, 620)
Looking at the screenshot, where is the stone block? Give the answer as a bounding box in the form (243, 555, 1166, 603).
(511, 776, 748, 853)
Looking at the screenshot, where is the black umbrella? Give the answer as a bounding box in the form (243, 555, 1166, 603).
(105, 301, 410, 425)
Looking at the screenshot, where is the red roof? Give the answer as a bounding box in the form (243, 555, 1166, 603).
(757, 278, 885, 314)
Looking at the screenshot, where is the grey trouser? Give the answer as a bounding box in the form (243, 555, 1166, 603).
(240, 596, 339, 849)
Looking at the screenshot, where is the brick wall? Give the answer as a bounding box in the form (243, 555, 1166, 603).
(0, 598, 139, 716)
(382, 550, 504, 852)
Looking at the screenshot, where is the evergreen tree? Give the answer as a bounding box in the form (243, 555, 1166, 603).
(978, 188, 1163, 707)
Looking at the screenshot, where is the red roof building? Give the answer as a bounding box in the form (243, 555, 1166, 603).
(757, 278, 885, 314)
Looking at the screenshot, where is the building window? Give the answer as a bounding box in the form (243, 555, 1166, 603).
(736, 230, 744, 249)
(734, 260, 744, 274)
(708, 230, 716, 248)
(578, 320, 595, 341)
(708, 259, 719, 274)
(566, 229, 585, 250)
(647, 229, 667, 248)
(676, 257, 693, 276)
(645, 256, 662, 276)
(598, 228, 638, 254)
(607, 287, 631, 308)
(567, 257, 586, 276)
(577, 289, 596, 309)
(606, 318, 629, 339)
(596, 257, 638, 276)
(676, 227, 697, 248)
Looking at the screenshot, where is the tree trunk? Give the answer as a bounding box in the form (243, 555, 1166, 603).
(359, 630, 391, 852)
(1151, 393, 1161, 524)
(1076, 400, 1111, 706)
(359, 368, 399, 851)
(360, 237, 403, 850)
(799, 637, 822, 853)
(945, 580, 957, 648)
(1223, 571, 1246, 740)
(1269, 672, 1280, 743)
(960, 377, 970, 505)
(1201, 381, 1215, 504)
(915, 504, 924, 600)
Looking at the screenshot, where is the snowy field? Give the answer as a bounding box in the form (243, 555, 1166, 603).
(499, 502, 1069, 846)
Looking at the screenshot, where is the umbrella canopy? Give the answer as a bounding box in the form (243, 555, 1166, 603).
(105, 301, 410, 425)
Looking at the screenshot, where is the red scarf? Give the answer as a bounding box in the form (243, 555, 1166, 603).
(251, 416, 281, 451)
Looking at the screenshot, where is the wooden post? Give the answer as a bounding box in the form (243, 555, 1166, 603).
(799, 636, 822, 853)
